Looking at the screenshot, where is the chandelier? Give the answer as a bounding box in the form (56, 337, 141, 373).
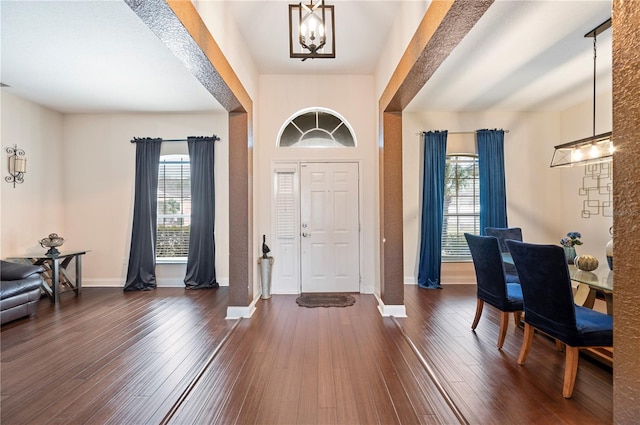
(550, 18, 613, 168)
(289, 0, 335, 61)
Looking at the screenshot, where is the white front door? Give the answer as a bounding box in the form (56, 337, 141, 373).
(300, 162, 360, 293)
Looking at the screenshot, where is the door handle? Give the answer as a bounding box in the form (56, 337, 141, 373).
(302, 232, 311, 238)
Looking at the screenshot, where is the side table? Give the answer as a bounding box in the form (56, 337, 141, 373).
(7, 251, 88, 303)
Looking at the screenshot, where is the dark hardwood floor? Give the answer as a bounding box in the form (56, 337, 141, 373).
(1, 285, 612, 424)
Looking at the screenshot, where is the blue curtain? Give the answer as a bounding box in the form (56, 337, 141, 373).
(124, 138, 162, 291)
(418, 131, 447, 289)
(184, 136, 219, 289)
(477, 129, 507, 234)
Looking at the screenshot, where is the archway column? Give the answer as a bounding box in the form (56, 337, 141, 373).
(612, 1, 640, 419)
(377, 0, 493, 314)
(127, 0, 255, 317)
(227, 111, 254, 317)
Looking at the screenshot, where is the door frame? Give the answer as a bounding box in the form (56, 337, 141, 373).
(271, 160, 364, 294)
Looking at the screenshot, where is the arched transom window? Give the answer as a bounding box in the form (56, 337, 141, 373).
(278, 108, 356, 147)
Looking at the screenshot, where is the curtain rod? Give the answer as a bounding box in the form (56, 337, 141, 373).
(415, 130, 510, 136)
(162, 137, 221, 142)
(130, 136, 220, 143)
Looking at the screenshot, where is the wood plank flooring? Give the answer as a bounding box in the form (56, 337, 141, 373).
(1, 285, 612, 424)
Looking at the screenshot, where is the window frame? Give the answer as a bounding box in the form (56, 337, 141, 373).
(156, 154, 191, 263)
(277, 107, 357, 148)
(441, 154, 480, 262)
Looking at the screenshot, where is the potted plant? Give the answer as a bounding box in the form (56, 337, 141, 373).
(560, 232, 583, 264)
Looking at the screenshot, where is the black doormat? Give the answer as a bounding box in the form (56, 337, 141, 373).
(295, 293, 356, 308)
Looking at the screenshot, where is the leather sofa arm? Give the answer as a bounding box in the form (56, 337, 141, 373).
(1, 260, 45, 281)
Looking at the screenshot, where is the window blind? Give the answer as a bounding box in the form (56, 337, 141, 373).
(157, 156, 191, 258)
(442, 155, 479, 259)
(276, 171, 296, 239)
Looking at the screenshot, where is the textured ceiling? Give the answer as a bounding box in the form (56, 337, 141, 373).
(0, 0, 612, 114)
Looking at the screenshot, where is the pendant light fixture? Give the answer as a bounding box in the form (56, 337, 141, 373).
(550, 18, 613, 168)
(289, 0, 335, 61)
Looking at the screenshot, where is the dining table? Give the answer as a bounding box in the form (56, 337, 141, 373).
(569, 264, 613, 315)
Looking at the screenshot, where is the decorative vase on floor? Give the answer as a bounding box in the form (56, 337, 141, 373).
(563, 246, 577, 264)
(258, 256, 274, 299)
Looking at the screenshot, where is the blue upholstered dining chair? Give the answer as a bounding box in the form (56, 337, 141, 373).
(505, 240, 613, 398)
(464, 233, 524, 349)
(484, 227, 523, 283)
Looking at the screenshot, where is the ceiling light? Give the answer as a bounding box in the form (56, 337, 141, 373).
(550, 18, 612, 168)
(289, 0, 335, 61)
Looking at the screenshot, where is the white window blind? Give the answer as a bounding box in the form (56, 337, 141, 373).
(442, 155, 479, 260)
(276, 171, 296, 239)
(157, 155, 191, 258)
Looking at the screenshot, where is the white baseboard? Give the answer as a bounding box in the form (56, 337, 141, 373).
(360, 284, 375, 294)
(226, 295, 259, 319)
(405, 262, 475, 285)
(216, 278, 229, 286)
(81, 277, 229, 288)
(374, 293, 407, 317)
(260, 286, 375, 295)
(82, 278, 122, 287)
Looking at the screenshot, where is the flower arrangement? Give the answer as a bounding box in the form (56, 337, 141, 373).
(560, 231, 583, 247)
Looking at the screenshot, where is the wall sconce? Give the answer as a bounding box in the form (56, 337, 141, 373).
(289, 0, 335, 61)
(5, 144, 27, 187)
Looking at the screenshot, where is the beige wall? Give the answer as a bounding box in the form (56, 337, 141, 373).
(62, 112, 229, 287)
(2, 88, 614, 292)
(557, 91, 613, 262)
(0, 94, 230, 288)
(256, 74, 379, 294)
(1, 92, 65, 258)
(402, 92, 613, 284)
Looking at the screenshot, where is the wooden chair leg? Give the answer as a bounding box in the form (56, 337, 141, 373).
(563, 346, 580, 398)
(471, 299, 484, 330)
(497, 311, 509, 349)
(513, 311, 522, 327)
(517, 323, 535, 365)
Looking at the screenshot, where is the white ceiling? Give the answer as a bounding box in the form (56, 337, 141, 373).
(0, 0, 612, 114)
(1, 0, 224, 113)
(407, 0, 612, 112)
(223, 0, 402, 75)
